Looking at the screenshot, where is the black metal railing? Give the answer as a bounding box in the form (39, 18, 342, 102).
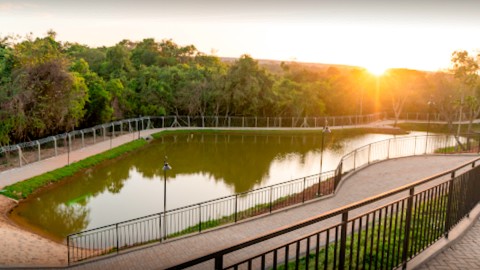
(66, 133, 480, 264)
(170, 157, 480, 270)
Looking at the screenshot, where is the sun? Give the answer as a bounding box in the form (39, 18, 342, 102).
(366, 64, 388, 76)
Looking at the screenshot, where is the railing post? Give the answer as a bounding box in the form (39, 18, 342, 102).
(387, 139, 391, 159)
(81, 130, 84, 148)
(159, 213, 162, 242)
(368, 144, 371, 164)
(188, 116, 191, 127)
(444, 172, 456, 238)
(353, 150, 357, 170)
(214, 255, 223, 270)
(36, 141, 41, 161)
(402, 187, 415, 269)
(53, 137, 57, 156)
(302, 177, 306, 203)
(17, 145, 22, 167)
(242, 117, 245, 127)
(67, 236, 70, 265)
(116, 223, 119, 254)
(255, 117, 257, 128)
(198, 204, 202, 233)
(269, 187, 273, 213)
(413, 136, 417, 155)
(338, 212, 349, 269)
(235, 194, 238, 222)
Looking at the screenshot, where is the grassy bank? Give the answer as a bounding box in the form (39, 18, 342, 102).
(1, 139, 147, 200)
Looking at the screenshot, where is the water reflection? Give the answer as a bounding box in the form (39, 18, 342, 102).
(11, 130, 398, 239)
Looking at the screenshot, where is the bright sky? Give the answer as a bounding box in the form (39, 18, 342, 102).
(1, 0, 480, 72)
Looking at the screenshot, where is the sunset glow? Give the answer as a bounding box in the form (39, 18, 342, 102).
(1, 0, 480, 71)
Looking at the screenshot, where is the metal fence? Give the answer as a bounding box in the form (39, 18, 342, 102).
(0, 117, 154, 172)
(171, 156, 480, 270)
(0, 114, 384, 173)
(66, 133, 479, 264)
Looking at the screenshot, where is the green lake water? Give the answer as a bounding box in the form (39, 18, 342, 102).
(10, 130, 418, 240)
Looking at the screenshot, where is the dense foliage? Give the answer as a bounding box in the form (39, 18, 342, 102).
(0, 32, 479, 144)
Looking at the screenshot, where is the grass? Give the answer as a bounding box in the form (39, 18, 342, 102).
(1, 139, 147, 200)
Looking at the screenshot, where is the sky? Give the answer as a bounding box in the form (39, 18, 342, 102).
(1, 0, 480, 72)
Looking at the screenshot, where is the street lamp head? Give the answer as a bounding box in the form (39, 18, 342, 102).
(163, 161, 172, 171)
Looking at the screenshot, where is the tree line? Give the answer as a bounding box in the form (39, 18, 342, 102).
(0, 31, 479, 144)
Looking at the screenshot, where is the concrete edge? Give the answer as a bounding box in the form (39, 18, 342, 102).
(408, 203, 480, 270)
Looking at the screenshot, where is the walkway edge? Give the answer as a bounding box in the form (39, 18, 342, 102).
(409, 203, 480, 269)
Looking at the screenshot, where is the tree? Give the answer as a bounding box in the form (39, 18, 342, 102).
(381, 69, 427, 126)
(71, 59, 112, 125)
(450, 50, 479, 134)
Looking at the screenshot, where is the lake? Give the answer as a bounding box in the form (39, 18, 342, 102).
(10, 130, 418, 240)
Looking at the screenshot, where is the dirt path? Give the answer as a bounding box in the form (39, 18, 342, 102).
(0, 195, 67, 267)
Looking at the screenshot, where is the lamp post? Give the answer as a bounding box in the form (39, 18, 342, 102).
(425, 100, 435, 153)
(318, 121, 331, 195)
(162, 157, 172, 240)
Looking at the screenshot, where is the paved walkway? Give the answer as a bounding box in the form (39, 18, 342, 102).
(0, 130, 161, 189)
(68, 155, 477, 270)
(418, 216, 480, 270)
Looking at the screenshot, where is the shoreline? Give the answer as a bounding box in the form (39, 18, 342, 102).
(0, 195, 67, 267)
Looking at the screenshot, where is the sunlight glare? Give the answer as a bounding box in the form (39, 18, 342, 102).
(366, 64, 388, 76)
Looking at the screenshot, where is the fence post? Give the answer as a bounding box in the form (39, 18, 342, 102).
(338, 212, 349, 269)
(36, 141, 41, 161)
(214, 255, 223, 270)
(235, 194, 238, 222)
(17, 145, 22, 167)
(81, 131, 85, 148)
(413, 136, 417, 155)
(242, 117, 245, 127)
(353, 150, 357, 170)
(302, 177, 306, 203)
(267, 117, 269, 128)
(368, 144, 371, 164)
(269, 187, 273, 213)
(228, 117, 231, 127)
(401, 187, 415, 269)
(103, 126, 106, 141)
(444, 172, 456, 238)
(93, 128, 96, 144)
(202, 116, 205, 128)
(188, 116, 191, 127)
(198, 204, 202, 233)
(67, 236, 70, 265)
(116, 223, 120, 254)
(53, 137, 57, 156)
(387, 139, 391, 159)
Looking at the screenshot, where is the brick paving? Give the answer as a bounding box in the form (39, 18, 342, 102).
(418, 217, 480, 270)
(69, 155, 477, 270)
